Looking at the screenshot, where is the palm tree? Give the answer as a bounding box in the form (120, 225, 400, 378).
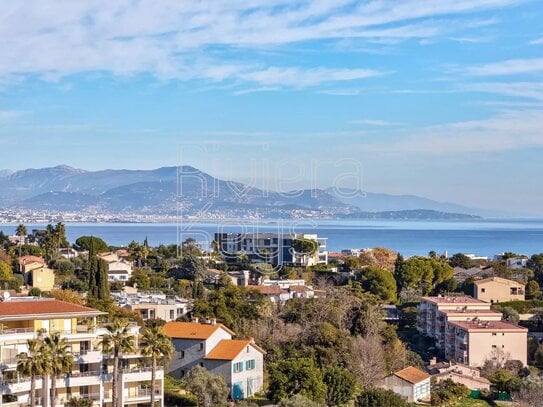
(44, 333, 73, 406)
(141, 325, 174, 407)
(16, 339, 49, 407)
(100, 319, 135, 407)
(15, 223, 26, 257)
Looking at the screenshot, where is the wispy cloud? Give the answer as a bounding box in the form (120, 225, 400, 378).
(462, 82, 543, 100)
(356, 109, 543, 154)
(0, 0, 527, 86)
(462, 58, 543, 76)
(530, 37, 543, 45)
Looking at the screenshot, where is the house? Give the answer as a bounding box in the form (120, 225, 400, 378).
(473, 277, 525, 303)
(59, 247, 83, 259)
(0, 296, 164, 406)
(506, 257, 529, 270)
(452, 266, 493, 283)
(98, 252, 133, 282)
(445, 320, 527, 367)
(18, 255, 55, 291)
(427, 360, 491, 390)
(112, 290, 190, 322)
(214, 233, 328, 267)
(165, 320, 265, 400)
(380, 366, 431, 403)
(249, 285, 290, 303)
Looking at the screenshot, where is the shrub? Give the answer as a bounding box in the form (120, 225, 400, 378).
(355, 388, 408, 407)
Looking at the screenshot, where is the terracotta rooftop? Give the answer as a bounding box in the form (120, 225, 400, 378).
(449, 320, 528, 332)
(0, 299, 102, 319)
(393, 366, 431, 384)
(204, 339, 266, 361)
(250, 285, 284, 295)
(421, 296, 486, 305)
(164, 321, 235, 340)
(289, 285, 312, 293)
(18, 255, 45, 266)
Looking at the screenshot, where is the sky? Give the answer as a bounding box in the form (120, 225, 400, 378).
(1, 0, 543, 214)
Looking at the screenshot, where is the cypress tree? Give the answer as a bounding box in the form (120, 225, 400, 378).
(87, 236, 98, 298)
(97, 258, 110, 300)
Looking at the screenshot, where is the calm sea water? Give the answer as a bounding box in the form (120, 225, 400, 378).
(1, 219, 543, 257)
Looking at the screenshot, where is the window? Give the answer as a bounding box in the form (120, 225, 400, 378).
(481, 288, 486, 293)
(179, 351, 185, 359)
(199, 343, 204, 351)
(246, 360, 256, 370)
(170, 310, 175, 320)
(247, 346, 250, 353)
(233, 362, 244, 373)
(492, 345, 497, 348)
(199, 362, 204, 367)
(180, 370, 185, 378)
(492, 333, 497, 336)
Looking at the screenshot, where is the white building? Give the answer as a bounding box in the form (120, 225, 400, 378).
(380, 366, 431, 403)
(165, 321, 265, 400)
(111, 290, 190, 322)
(214, 233, 328, 267)
(506, 257, 529, 270)
(98, 252, 133, 282)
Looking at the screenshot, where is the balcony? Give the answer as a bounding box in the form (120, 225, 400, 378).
(121, 367, 163, 382)
(73, 350, 103, 364)
(63, 371, 102, 387)
(1, 377, 44, 393)
(125, 388, 162, 402)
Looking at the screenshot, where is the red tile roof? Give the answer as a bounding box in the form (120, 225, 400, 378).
(448, 320, 528, 332)
(18, 256, 45, 266)
(393, 366, 430, 384)
(164, 322, 235, 340)
(204, 339, 266, 360)
(0, 299, 102, 319)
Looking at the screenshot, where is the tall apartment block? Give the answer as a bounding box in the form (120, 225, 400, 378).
(0, 296, 164, 406)
(417, 295, 527, 367)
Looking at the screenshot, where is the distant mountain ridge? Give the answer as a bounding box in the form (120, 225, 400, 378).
(0, 165, 485, 219)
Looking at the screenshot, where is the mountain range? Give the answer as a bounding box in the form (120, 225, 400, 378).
(0, 165, 486, 219)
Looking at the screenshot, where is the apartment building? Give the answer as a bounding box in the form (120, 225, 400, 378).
(418, 295, 527, 367)
(0, 296, 164, 407)
(165, 320, 265, 400)
(214, 233, 328, 267)
(444, 320, 527, 367)
(473, 277, 525, 303)
(112, 290, 190, 322)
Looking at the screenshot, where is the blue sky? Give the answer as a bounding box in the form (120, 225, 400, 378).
(1, 0, 543, 214)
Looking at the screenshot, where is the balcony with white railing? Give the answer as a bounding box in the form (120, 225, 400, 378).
(124, 387, 162, 402)
(73, 350, 103, 364)
(63, 370, 102, 387)
(121, 366, 163, 382)
(1, 376, 44, 393)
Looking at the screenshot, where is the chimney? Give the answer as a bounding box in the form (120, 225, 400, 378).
(429, 357, 437, 366)
(210, 318, 217, 326)
(192, 317, 199, 323)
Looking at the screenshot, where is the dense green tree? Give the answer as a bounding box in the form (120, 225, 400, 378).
(358, 266, 397, 303)
(130, 269, 151, 290)
(448, 253, 473, 268)
(268, 358, 327, 403)
(431, 379, 470, 406)
(87, 237, 110, 301)
(180, 366, 229, 407)
(0, 260, 13, 280)
(66, 398, 93, 407)
(323, 366, 357, 406)
(526, 280, 541, 300)
(292, 238, 318, 255)
(355, 388, 408, 407)
(75, 236, 108, 253)
(490, 369, 522, 394)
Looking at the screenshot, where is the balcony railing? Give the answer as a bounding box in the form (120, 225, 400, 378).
(0, 327, 34, 335)
(126, 388, 161, 399)
(122, 367, 164, 374)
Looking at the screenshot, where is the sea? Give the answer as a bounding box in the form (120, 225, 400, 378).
(1, 219, 543, 258)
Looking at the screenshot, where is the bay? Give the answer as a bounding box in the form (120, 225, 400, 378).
(1, 219, 543, 257)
